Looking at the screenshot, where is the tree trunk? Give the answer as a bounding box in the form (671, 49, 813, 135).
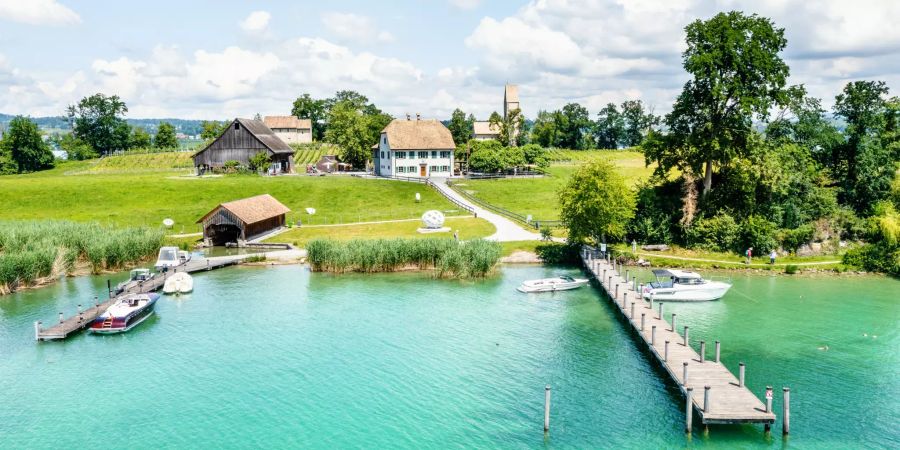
(702, 159, 713, 196)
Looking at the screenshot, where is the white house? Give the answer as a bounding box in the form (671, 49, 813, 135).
(374, 117, 455, 178)
(472, 121, 501, 140)
(263, 116, 313, 144)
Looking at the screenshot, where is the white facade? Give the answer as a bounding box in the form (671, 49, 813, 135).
(271, 128, 312, 144)
(376, 133, 454, 178)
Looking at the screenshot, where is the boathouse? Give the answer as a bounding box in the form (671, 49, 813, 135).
(192, 118, 295, 174)
(197, 194, 290, 245)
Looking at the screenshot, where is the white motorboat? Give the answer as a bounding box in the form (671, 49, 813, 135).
(517, 275, 589, 293)
(155, 246, 180, 271)
(89, 293, 159, 334)
(641, 269, 731, 302)
(162, 272, 193, 294)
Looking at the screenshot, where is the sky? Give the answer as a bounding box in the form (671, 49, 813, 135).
(0, 0, 899, 121)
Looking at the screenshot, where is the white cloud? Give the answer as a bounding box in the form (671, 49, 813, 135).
(239, 10, 271, 33)
(449, 0, 482, 10)
(0, 0, 80, 26)
(321, 12, 394, 44)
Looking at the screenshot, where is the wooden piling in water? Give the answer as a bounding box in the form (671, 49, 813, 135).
(683, 362, 688, 385)
(664, 340, 669, 362)
(715, 341, 721, 363)
(700, 341, 706, 363)
(34, 321, 41, 341)
(544, 385, 551, 432)
(783, 387, 790, 435)
(630, 302, 635, 319)
(641, 313, 645, 331)
(685, 387, 693, 433)
(684, 326, 690, 347)
(704, 385, 711, 412)
(739, 363, 745, 387)
(658, 302, 663, 319)
(651, 325, 656, 345)
(671, 313, 677, 332)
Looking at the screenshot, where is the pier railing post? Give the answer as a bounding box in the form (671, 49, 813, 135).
(651, 325, 656, 346)
(765, 386, 773, 413)
(672, 313, 677, 332)
(683, 362, 688, 385)
(685, 387, 693, 433)
(704, 386, 711, 412)
(622, 292, 627, 310)
(658, 302, 663, 320)
(630, 302, 635, 319)
(544, 385, 551, 432)
(58, 312, 63, 324)
(94, 296, 99, 309)
(107, 279, 111, 298)
(715, 341, 721, 363)
(625, 269, 630, 283)
(641, 313, 645, 331)
(783, 387, 790, 435)
(615, 284, 619, 299)
(700, 341, 706, 363)
(664, 340, 669, 362)
(683, 326, 690, 347)
(34, 321, 41, 341)
(739, 362, 745, 387)
(603, 269, 607, 283)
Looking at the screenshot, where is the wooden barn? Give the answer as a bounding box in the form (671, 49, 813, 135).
(197, 194, 291, 245)
(192, 118, 295, 174)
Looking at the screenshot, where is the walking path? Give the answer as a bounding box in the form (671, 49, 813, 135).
(635, 252, 840, 267)
(430, 179, 542, 242)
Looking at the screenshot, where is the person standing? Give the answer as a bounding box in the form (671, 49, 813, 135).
(770, 249, 777, 265)
(453, 230, 459, 242)
(746, 247, 753, 265)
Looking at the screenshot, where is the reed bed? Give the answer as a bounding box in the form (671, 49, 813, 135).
(0, 221, 164, 293)
(306, 238, 501, 278)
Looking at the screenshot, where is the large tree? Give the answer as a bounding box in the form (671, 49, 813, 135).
(66, 93, 130, 155)
(620, 100, 658, 147)
(558, 103, 592, 149)
(646, 12, 790, 196)
(325, 100, 373, 169)
(291, 94, 327, 140)
(200, 120, 226, 141)
(489, 108, 525, 147)
(558, 159, 636, 243)
(0, 116, 54, 173)
(129, 127, 152, 149)
(448, 108, 473, 146)
(154, 122, 178, 149)
(531, 110, 559, 147)
(594, 103, 624, 149)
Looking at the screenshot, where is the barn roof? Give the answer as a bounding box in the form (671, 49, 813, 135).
(382, 118, 455, 150)
(197, 194, 291, 225)
(193, 118, 293, 158)
(473, 121, 500, 135)
(264, 116, 312, 130)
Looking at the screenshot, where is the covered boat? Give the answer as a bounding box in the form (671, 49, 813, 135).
(89, 293, 159, 334)
(155, 246, 180, 271)
(115, 268, 153, 295)
(641, 269, 731, 302)
(162, 272, 193, 295)
(517, 275, 589, 293)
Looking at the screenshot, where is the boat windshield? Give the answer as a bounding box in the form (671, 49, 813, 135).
(159, 249, 177, 261)
(560, 276, 574, 282)
(675, 277, 705, 285)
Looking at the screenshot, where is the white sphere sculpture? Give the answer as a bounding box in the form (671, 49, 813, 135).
(162, 218, 174, 229)
(421, 210, 446, 229)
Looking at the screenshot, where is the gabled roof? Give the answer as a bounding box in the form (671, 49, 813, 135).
(473, 121, 500, 135)
(197, 194, 291, 225)
(193, 118, 293, 158)
(264, 116, 312, 130)
(382, 118, 455, 150)
(504, 84, 519, 103)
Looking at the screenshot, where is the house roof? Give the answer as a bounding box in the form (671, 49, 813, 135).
(197, 194, 291, 225)
(382, 118, 455, 150)
(264, 115, 312, 130)
(473, 121, 500, 135)
(504, 84, 519, 103)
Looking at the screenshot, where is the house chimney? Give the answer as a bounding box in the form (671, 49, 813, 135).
(406, 113, 411, 120)
(416, 113, 421, 121)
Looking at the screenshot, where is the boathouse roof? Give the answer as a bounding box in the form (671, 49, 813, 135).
(197, 194, 291, 225)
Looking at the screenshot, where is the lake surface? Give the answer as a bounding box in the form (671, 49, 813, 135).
(0, 265, 897, 449)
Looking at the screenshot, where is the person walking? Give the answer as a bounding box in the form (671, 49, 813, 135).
(453, 230, 459, 242)
(770, 249, 777, 265)
(746, 247, 753, 265)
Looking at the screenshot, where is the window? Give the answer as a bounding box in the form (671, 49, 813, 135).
(430, 165, 439, 173)
(417, 151, 428, 159)
(383, 136, 386, 144)
(381, 151, 384, 159)
(408, 166, 416, 173)
(431, 151, 437, 159)
(440, 151, 451, 159)
(441, 166, 449, 172)
(234, 123, 240, 130)
(396, 151, 406, 159)
(397, 166, 405, 173)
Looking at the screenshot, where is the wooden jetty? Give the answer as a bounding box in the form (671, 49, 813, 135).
(579, 247, 778, 431)
(35, 254, 253, 341)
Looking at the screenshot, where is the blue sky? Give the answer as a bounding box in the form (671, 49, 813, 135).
(1, 0, 899, 120)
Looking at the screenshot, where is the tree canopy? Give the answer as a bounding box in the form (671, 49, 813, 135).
(0, 116, 54, 173)
(67, 93, 130, 155)
(153, 122, 178, 149)
(559, 159, 635, 243)
(291, 94, 327, 140)
(447, 108, 473, 146)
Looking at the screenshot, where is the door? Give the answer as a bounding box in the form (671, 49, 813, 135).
(420, 165, 427, 177)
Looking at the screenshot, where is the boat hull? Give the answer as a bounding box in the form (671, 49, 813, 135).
(89, 309, 154, 334)
(89, 294, 158, 334)
(517, 279, 589, 293)
(642, 282, 731, 302)
(162, 273, 193, 294)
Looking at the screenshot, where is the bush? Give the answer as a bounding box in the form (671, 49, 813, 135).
(686, 213, 740, 252)
(780, 224, 815, 254)
(784, 264, 799, 274)
(535, 242, 581, 265)
(223, 160, 240, 173)
(249, 152, 270, 171)
(740, 215, 779, 253)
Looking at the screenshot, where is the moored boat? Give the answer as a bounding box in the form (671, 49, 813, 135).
(517, 275, 589, 293)
(115, 268, 153, 295)
(162, 272, 193, 295)
(155, 246, 180, 271)
(641, 269, 731, 302)
(89, 293, 159, 334)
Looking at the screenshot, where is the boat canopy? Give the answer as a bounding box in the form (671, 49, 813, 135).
(652, 269, 703, 279)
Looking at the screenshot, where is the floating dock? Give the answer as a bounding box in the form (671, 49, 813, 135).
(35, 254, 252, 341)
(580, 247, 777, 430)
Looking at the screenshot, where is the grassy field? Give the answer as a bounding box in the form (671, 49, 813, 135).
(455, 151, 654, 221)
(613, 244, 845, 271)
(293, 148, 328, 165)
(0, 162, 468, 233)
(74, 152, 194, 173)
(268, 217, 495, 247)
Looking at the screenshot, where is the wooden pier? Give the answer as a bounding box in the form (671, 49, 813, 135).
(35, 254, 252, 341)
(580, 247, 776, 429)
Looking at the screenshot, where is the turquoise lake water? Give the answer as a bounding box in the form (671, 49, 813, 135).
(0, 265, 897, 449)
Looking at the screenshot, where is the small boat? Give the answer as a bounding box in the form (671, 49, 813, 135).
(89, 293, 159, 334)
(155, 246, 180, 271)
(641, 269, 732, 302)
(115, 268, 153, 294)
(177, 250, 191, 264)
(162, 272, 193, 295)
(517, 275, 589, 293)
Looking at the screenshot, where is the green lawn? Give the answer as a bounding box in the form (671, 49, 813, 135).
(268, 217, 496, 247)
(456, 151, 655, 221)
(612, 244, 846, 271)
(0, 162, 467, 233)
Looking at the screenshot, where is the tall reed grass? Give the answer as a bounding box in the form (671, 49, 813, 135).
(0, 221, 164, 292)
(307, 238, 501, 278)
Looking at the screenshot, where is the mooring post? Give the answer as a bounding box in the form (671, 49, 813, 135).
(207, 259, 211, 271)
(648, 295, 653, 310)
(651, 325, 656, 346)
(683, 362, 689, 385)
(765, 386, 773, 433)
(664, 340, 670, 361)
(625, 270, 630, 283)
(544, 385, 551, 432)
(783, 387, 791, 435)
(739, 362, 745, 387)
(603, 269, 607, 284)
(641, 313, 645, 331)
(615, 284, 619, 299)
(630, 302, 635, 319)
(658, 302, 663, 320)
(77, 304, 82, 314)
(34, 321, 41, 341)
(634, 279, 638, 293)
(700, 341, 706, 363)
(107, 279, 112, 298)
(94, 295, 99, 309)
(684, 326, 690, 347)
(715, 341, 721, 363)
(622, 292, 628, 310)
(58, 312, 63, 324)
(704, 386, 711, 412)
(685, 387, 693, 433)
(672, 313, 677, 332)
